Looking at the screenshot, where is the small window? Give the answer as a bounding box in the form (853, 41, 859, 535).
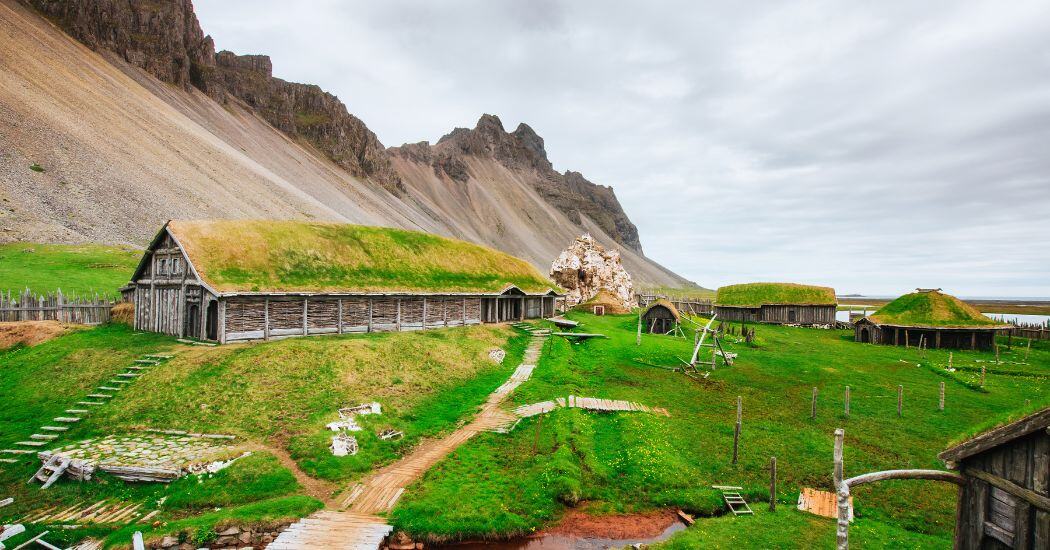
(171, 258, 181, 274)
(158, 258, 168, 275)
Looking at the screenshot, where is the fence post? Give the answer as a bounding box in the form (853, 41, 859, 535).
(897, 385, 903, 417)
(811, 387, 818, 419)
(1026, 339, 1031, 361)
(981, 365, 986, 387)
(939, 381, 945, 411)
(948, 352, 953, 369)
(732, 396, 741, 464)
(769, 456, 777, 512)
(834, 429, 848, 549)
(995, 344, 1000, 365)
(844, 386, 850, 417)
(636, 310, 641, 346)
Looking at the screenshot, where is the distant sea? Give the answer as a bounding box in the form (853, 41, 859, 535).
(837, 295, 1050, 302)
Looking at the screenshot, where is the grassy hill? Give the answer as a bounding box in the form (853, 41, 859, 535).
(389, 312, 1048, 547)
(869, 290, 1010, 328)
(0, 243, 139, 296)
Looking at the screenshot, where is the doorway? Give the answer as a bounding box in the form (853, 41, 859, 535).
(206, 301, 219, 341)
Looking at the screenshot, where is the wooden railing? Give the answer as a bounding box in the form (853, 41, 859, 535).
(0, 289, 113, 324)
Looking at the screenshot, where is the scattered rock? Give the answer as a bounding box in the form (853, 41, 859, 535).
(550, 234, 635, 310)
(488, 348, 506, 364)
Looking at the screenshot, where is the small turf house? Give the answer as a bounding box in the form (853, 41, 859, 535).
(127, 220, 562, 343)
(854, 289, 1009, 350)
(641, 299, 681, 334)
(713, 283, 837, 325)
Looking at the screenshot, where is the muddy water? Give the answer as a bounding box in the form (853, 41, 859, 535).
(433, 519, 686, 549)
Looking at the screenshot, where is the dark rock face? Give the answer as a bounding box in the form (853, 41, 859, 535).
(393, 115, 643, 253)
(23, 0, 402, 194)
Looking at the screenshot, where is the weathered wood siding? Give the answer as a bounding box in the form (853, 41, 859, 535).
(954, 429, 1049, 550)
(223, 295, 490, 342)
(855, 324, 998, 350)
(715, 304, 836, 325)
(131, 230, 204, 338)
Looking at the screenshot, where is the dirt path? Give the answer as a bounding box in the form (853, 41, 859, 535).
(243, 442, 340, 506)
(264, 332, 547, 549)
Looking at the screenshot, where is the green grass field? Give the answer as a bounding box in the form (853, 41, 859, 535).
(390, 312, 1048, 546)
(0, 243, 139, 296)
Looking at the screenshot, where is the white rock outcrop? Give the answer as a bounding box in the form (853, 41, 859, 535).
(549, 234, 635, 310)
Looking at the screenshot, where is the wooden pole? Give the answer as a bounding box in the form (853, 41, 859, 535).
(939, 381, 945, 411)
(636, 310, 642, 346)
(732, 396, 741, 464)
(948, 352, 953, 369)
(995, 344, 1000, 365)
(981, 365, 986, 387)
(769, 456, 777, 512)
(897, 385, 903, 418)
(811, 387, 818, 419)
(834, 429, 848, 550)
(844, 386, 850, 417)
(1025, 339, 1031, 361)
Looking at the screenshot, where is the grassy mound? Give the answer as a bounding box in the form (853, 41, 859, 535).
(715, 282, 836, 307)
(390, 313, 1048, 544)
(575, 290, 630, 314)
(167, 220, 558, 294)
(869, 290, 1010, 328)
(0, 242, 139, 295)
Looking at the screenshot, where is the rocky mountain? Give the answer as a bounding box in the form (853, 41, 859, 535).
(0, 0, 692, 287)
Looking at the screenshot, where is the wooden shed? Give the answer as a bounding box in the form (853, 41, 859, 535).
(126, 220, 562, 343)
(938, 407, 1049, 549)
(642, 299, 681, 334)
(713, 283, 837, 326)
(854, 289, 1010, 350)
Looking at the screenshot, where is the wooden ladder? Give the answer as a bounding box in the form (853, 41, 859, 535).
(27, 456, 70, 489)
(713, 485, 754, 516)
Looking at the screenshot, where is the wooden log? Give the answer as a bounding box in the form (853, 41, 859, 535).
(939, 381, 945, 411)
(981, 365, 986, 387)
(963, 468, 1050, 512)
(636, 310, 641, 346)
(1026, 339, 1032, 361)
(834, 429, 848, 550)
(844, 469, 964, 488)
(844, 386, 850, 417)
(811, 387, 818, 419)
(770, 456, 777, 512)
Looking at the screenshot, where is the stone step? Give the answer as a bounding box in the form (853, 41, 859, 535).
(143, 354, 173, 359)
(65, 409, 89, 414)
(86, 394, 113, 399)
(30, 434, 58, 440)
(40, 426, 68, 432)
(98, 386, 121, 392)
(0, 458, 18, 464)
(110, 380, 132, 385)
(2, 449, 36, 454)
(78, 402, 105, 406)
(16, 440, 48, 447)
(53, 417, 81, 423)
(134, 359, 160, 365)
(117, 373, 141, 378)
(127, 366, 148, 371)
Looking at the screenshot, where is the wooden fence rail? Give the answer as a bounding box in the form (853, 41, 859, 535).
(0, 289, 113, 324)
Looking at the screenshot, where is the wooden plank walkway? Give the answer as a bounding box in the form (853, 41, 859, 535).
(491, 395, 671, 432)
(267, 334, 548, 550)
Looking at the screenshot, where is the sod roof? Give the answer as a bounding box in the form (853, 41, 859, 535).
(715, 283, 836, 307)
(162, 220, 559, 295)
(644, 299, 681, 321)
(867, 290, 1009, 329)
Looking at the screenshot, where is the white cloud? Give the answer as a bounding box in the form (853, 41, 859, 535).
(195, 0, 1050, 297)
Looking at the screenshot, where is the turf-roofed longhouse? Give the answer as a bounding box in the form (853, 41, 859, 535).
(854, 289, 1010, 350)
(125, 220, 562, 342)
(714, 282, 837, 325)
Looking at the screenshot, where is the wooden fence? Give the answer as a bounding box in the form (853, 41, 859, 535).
(0, 289, 113, 324)
(637, 293, 714, 316)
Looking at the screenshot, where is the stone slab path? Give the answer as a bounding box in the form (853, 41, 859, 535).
(267, 332, 547, 550)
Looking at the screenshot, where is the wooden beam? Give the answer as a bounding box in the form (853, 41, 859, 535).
(963, 468, 1050, 512)
(845, 469, 964, 488)
(940, 408, 1050, 462)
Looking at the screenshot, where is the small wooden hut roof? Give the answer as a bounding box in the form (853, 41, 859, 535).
(643, 299, 681, 321)
(137, 220, 562, 295)
(939, 406, 1050, 463)
(715, 283, 836, 308)
(865, 289, 1010, 329)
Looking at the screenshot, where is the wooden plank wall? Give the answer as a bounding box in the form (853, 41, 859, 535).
(955, 430, 1049, 550)
(224, 295, 489, 342)
(0, 289, 113, 324)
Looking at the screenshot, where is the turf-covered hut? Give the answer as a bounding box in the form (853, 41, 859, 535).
(127, 220, 562, 343)
(713, 283, 837, 325)
(938, 407, 1049, 549)
(642, 299, 681, 334)
(854, 289, 1009, 350)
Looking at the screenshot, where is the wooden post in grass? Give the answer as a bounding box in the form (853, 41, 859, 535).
(811, 387, 818, 419)
(897, 385, 903, 417)
(939, 381, 945, 411)
(769, 456, 777, 511)
(636, 310, 641, 346)
(948, 352, 953, 369)
(844, 386, 850, 417)
(981, 365, 986, 387)
(995, 344, 1000, 365)
(1025, 339, 1031, 361)
(833, 428, 848, 549)
(732, 396, 741, 464)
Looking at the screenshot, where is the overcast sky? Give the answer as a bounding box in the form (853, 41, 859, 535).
(195, 0, 1050, 298)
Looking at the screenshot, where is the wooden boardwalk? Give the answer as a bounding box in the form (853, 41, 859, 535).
(267, 333, 547, 549)
(492, 395, 671, 432)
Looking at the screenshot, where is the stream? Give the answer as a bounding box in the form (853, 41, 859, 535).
(432, 518, 686, 549)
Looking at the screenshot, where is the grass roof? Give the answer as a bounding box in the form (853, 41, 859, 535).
(166, 220, 558, 294)
(644, 299, 681, 320)
(715, 283, 836, 307)
(868, 290, 1010, 328)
